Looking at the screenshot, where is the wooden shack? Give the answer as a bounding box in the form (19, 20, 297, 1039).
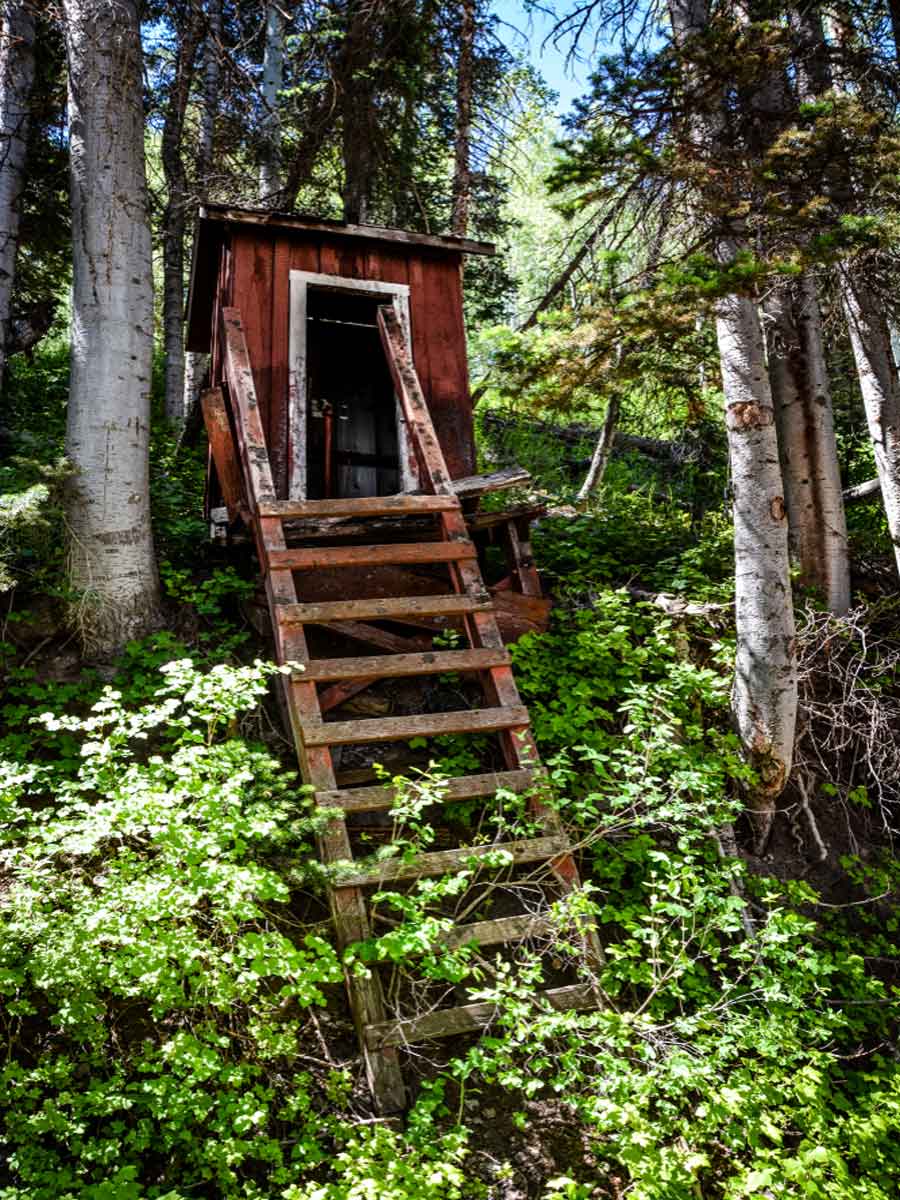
(186, 204, 492, 504)
(183, 205, 598, 1112)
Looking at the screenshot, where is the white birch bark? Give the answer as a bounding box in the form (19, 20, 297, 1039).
(840, 270, 900, 576)
(62, 0, 161, 655)
(183, 0, 223, 421)
(793, 3, 900, 577)
(259, 0, 284, 202)
(670, 0, 796, 843)
(766, 279, 850, 614)
(0, 0, 35, 390)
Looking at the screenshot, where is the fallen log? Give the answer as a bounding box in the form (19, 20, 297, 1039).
(843, 478, 881, 505)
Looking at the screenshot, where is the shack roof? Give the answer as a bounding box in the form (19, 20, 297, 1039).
(186, 204, 495, 353)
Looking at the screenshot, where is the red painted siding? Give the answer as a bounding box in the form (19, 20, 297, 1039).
(222, 227, 474, 498)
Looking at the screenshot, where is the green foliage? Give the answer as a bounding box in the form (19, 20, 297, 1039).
(0, 657, 352, 1198)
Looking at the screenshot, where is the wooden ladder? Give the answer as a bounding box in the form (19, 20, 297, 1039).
(219, 303, 600, 1112)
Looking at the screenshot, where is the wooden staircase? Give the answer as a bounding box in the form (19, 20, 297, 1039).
(218, 302, 600, 1111)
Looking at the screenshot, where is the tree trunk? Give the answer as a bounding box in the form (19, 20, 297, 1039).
(62, 0, 161, 655)
(339, 3, 376, 224)
(451, 0, 475, 237)
(793, 3, 900, 577)
(161, 5, 201, 426)
(183, 0, 223, 423)
(840, 269, 900, 576)
(259, 0, 284, 202)
(717, 267, 797, 848)
(669, 0, 797, 846)
(765, 278, 850, 614)
(577, 393, 620, 502)
(0, 0, 35, 392)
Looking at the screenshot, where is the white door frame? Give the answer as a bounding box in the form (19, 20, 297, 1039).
(288, 270, 417, 500)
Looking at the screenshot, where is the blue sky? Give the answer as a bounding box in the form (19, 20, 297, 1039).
(489, 0, 593, 118)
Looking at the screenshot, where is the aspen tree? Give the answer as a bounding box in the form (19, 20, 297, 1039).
(62, 0, 161, 654)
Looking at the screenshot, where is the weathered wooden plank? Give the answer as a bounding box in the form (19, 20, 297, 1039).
(258, 494, 460, 518)
(201, 387, 243, 519)
(278, 593, 493, 624)
(220, 306, 278, 507)
(303, 647, 509, 682)
(315, 768, 539, 812)
(231, 233, 275, 450)
(318, 677, 377, 714)
(365, 983, 596, 1049)
(202, 203, 495, 256)
(451, 466, 531, 499)
(440, 914, 554, 950)
(378, 305, 456, 493)
(266, 542, 477, 570)
(337, 834, 570, 888)
(300, 705, 530, 747)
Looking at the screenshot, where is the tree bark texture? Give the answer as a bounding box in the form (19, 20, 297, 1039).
(259, 0, 284, 202)
(669, 0, 797, 843)
(161, 5, 201, 426)
(840, 269, 900, 576)
(765, 277, 850, 614)
(0, 0, 35, 391)
(62, 0, 161, 654)
(450, 0, 475, 237)
(339, 3, 376, 224)
(577, 393, 620, 502)
(183, 0, 223, 422)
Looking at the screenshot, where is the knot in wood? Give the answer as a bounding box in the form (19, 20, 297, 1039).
(770, 496, 786, 521)
(728, 402, 773, 430)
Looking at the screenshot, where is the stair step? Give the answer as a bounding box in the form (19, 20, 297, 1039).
(364, 982, 596, 1049)
(267, 542, 476, 571)
(258, 494, 460, 518)
(278, 593, 493, 625)
(336, 834, 570, 889)
(440, 913, 554, 951)
(315, 768, 540, 813)
(304, 648, 509, 683)
(300, 705, 529, 747)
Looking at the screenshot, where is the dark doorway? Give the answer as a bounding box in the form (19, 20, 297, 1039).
(305, 289, 401, 499)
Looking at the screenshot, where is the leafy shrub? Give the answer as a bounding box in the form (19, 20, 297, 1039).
(0, 658, 350, 1198)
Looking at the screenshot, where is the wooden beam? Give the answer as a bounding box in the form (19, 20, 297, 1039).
(451, 466, 531, 500)
(300, 704, 530, 746)
(202, 203, 496, 257)
(266, 542, 477, 570)
(337, 834, 570, 888)
(201, 387, 244, 519)
(303, 647, 509, 682)
(315, 768, 539, 812)
(278, 593, 493, 624)
(258, 494, 460, 518)
(365, 982, 597, 1048)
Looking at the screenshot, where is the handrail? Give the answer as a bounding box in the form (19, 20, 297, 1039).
(219, 306, 277, 509)
(376, 305, 458, 500)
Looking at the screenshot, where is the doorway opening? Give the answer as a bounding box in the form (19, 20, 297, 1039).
(288, 271, 416, 500)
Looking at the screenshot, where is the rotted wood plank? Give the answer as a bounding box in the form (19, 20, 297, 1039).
(220, 306, 277, 507)
(278, 593, 493, 624)
(301, 704, 530, 747)
(451, 466, 531, 499)
(318, 677, 377, 714)
(337, 834, 570, 888)
(440, 914, 554, 950)
(258, 494, 460, 518)
(201, 387, 244, 519)
(266, 542, 477, 570)
(315, 768, 540, 812)
(365, 982, 597, 1049)
(303, 647, 510, 682)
